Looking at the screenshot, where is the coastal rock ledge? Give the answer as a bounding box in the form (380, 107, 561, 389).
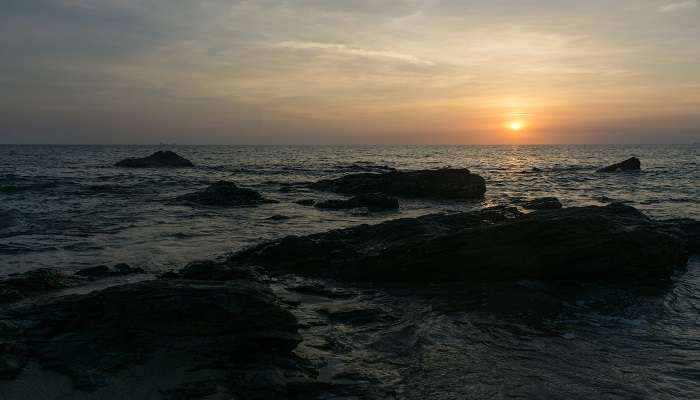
(178, 181, 278, 206)
(309, 168, 486, 199)
(229, 203, 689, 283)
(115, 150, 194, 168)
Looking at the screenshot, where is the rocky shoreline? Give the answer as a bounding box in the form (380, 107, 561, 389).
(1, 155, 698, 399)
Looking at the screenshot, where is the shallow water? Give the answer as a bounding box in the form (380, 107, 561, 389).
(1, 144, 697, 275)
(0, 144, 699, 399)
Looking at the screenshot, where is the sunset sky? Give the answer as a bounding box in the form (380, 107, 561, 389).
(1, 0, 699, 144)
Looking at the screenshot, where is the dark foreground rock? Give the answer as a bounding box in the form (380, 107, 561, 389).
(597, 157, 641, 172)
(178, 181, 278, 207)
(229, 204, 688, 283)
(114, 150, 194, 168)
(315, 194, 400, 212)
(310, 168, 486, 199)
(0, 268, 72, 304)
(0, 279, 305, 396)
(522, 197, 563, 210)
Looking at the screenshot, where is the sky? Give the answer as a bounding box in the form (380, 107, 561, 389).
(1, 0, 699, 144)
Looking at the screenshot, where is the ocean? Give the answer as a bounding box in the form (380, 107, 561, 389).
(1, 144, 699, 399)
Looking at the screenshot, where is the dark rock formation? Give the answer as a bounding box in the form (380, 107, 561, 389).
(267, 214, 292, 221)
(522, 197, 563, 210)
(310, 168, 486, 199)
(658, 218, 700, 253)
(178, 181, 278, 207)
(597, 157, 641, 172)
(75, 263, 146, 278)
(1, 279, 302, 395)
(0, 268, 70, 303)
(114, 150, 194, 168)
(315, 194, 400, 212)
(229, 204, 688, 283)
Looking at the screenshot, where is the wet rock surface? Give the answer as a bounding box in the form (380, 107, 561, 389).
(309, 168, 486, 199)
(178, 181, 278, 207)
(75, 263, 146, 278)
(114, 151, 194, 168)
(0, 269, 73, 304)
(597, 157, 641, 172)
(230, 204, 688, 283)
(315, 194, 400, 212)
(521, 197, 563, 210)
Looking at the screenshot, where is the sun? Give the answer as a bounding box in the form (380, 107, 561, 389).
(508, 120, 525, 131)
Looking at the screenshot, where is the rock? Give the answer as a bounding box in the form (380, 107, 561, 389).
(267, 214, 292, 221)
(114, 150, 194, 168)
(597, 157, 641, 172)
(310, 168, 486, 199)
(295, 199, 316, 206)
(0, 268, 69, 303)
(4, 279, 302, 392)
(522, 197, 563, 210)
(336, 163, 397, 173)
(172, 260, 266, 282)
(178, 181, 278, 207)
(315, 194, 399, 212)
(286, 283, 356, 299)
(75, 263, 146, 278)
(229, 204, 687, 283)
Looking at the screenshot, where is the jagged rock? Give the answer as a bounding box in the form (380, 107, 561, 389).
(522, 197, 563, 210)
(114, 151, 194, 168)
(178, 181, 278, 207)
(229, 204, 688, 283)
(310, 168, 486, 199)
(597, 157, 641, 172)
(315, 194, 399, 212)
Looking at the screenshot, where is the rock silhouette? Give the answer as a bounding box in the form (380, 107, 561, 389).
(229, 204, 687, 283)
(115, 150, 194, 168)
(310, 168, 486, 199)
(597, 157, 641, 172)
(178, 181, 278, 207)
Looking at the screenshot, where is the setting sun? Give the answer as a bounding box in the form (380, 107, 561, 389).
(509, 121, 524, 131)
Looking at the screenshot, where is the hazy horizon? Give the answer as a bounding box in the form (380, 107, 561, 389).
(2, 1, 699, 145)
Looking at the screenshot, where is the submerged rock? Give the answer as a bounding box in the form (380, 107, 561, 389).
(178, 181, 278, 207)
(597, 157, 641, 172)
(310, 168, 486, 199)
(229, 204, 688, 283)
(267, 214, 292, 221)
(315, 194, 400, 212)
(522, 197, 563, 210)
(114, 150, 194, 168)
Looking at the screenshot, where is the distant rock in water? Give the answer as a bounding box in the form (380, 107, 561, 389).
(597, 157, 641, 173)
(310, 168, 486, 199)
(522, 197, 563, 210)
(267, 214, 292, 221)
(115, 150, 194, 168)
(178, 181, 278, 207)
(229, 204, 688, 283)
(315, 194, 399, 212)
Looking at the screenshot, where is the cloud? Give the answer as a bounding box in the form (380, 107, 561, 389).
(273, 41, 434, 66)
(659, 0, 698, 12)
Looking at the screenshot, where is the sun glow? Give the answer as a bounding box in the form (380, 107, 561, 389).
(509, 121, 524, 131)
